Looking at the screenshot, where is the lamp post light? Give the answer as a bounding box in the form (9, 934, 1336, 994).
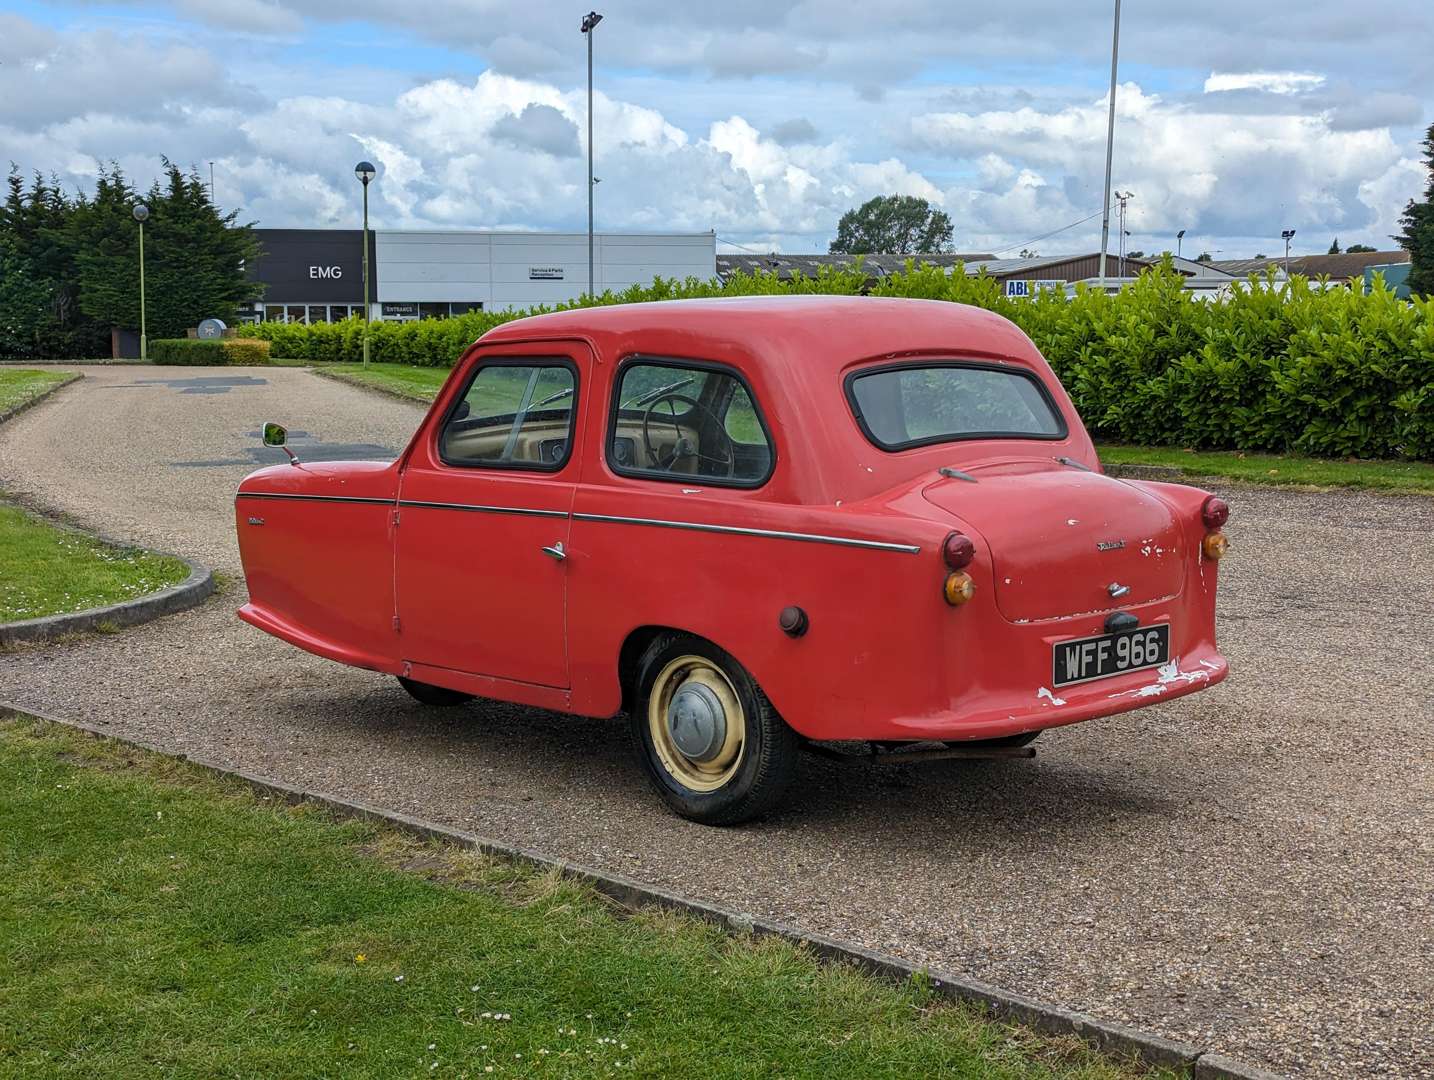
(1176, 229, 1186, 259)
(133, 203, 149, 362)
(1096, 0, 1122, 289)
(581, 10, 603, 302)
(354, 161, 376, 367)
(1281, 228, 1296, 278)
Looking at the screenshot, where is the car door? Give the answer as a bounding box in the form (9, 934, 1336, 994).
(394, 345, 589, 689)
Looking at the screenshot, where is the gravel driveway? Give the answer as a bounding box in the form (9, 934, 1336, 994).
(2, 366, 1430, 1078)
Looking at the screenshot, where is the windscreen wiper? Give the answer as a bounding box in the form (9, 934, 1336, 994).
(530, 386, 574, 409)
(1054, 455, 1096, 473)
(624, 376, 694, 408)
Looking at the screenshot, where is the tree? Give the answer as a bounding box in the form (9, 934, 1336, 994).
(68, 161, 261, 339)
(1397, 122, 1434, 296)
(1194, 252, 1213, 263)
(0, 169, 103, 357)
(1346, 243, 1377, 253)
(1253, 253, 1267, 259)
(1328, 237, 1342, 254)
(1126, 250, 1145, 259)
(829, 195, 954, 255)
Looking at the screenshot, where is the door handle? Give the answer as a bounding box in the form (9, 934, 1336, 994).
(541, 541, 567, 561)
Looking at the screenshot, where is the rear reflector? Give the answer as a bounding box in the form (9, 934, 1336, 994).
(943, 532, 975, 570)
(1202, 496, 1230, 530)
(1202, 531, 1229, 560)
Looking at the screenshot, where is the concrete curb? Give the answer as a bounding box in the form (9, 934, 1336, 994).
(0, 503, 216, 648)
(306, 365, 436, 407)
(1103, 462, 1189, 483)
(0, 371, 83, 426)
(0, 703, 1287, 1080)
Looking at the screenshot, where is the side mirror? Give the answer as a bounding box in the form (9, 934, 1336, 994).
(452, 400, 471, 421)
(262, 420, 299, 465)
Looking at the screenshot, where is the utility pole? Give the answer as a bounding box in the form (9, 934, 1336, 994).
(581, 12, 603, 302)
(1097, 0, 1122, 289)
(208, 162, 215, 204)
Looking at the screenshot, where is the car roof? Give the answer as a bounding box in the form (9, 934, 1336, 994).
(478, 295, 1042, 375)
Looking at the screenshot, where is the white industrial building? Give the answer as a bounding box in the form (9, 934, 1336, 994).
(243, 228, 717, 323)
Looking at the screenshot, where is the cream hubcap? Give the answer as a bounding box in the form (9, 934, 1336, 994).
(648, 655, 745, 791)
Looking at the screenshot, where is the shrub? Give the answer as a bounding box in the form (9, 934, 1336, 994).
(244, 261, 1434, 460)
(149, 337, 271, 365)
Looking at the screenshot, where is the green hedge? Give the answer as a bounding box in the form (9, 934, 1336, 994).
(248, 262, 1433, 460)
(150, 338, 271, 365)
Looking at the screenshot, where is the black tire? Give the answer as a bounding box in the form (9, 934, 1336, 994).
(630, 632, 799, 825)
(397, 676, 474, 707)
(946, 731, 1041, 749)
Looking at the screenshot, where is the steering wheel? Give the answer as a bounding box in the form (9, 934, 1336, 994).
(641, 392, 735, 477)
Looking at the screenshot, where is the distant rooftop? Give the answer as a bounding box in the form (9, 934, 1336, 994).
(1210, 250, 1410, 280)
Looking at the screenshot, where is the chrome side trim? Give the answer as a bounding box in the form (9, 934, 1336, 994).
(572, 512, 921, 554)
(235, 492, 392, 506)
(233, 492, 921, 552)
(399, 499, 569, 519)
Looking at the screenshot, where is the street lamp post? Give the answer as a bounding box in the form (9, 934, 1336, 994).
(1176, 229, 1186, 259)
(1281, 229, 1296, 279)
(354, 161, 376, 367)
(581, 11, 603, 302)
(133, 203, 149, 362)
(1097, 0, 1122, 289)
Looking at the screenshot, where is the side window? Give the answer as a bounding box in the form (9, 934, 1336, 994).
(609, 360, 774, 486)
(440, 361, 577, 470)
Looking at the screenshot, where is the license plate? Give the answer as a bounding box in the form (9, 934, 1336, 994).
(1052, 624, 1169, 688)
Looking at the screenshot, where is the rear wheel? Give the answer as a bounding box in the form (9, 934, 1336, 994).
(630, 633, 799, 825)
(397, 676, 474, 707)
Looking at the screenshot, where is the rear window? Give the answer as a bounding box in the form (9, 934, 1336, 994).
(846, 362, 1065, 450)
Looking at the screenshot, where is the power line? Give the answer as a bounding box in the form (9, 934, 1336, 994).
(715, 235, 772, 254)
(986, 204, 1113, 258)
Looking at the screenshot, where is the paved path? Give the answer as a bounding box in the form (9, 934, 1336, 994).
(2, 366, 1431, 1078)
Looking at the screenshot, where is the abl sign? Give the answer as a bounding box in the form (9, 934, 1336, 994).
(1004, 279, 1062, 299)
(309, 265, 343, 279)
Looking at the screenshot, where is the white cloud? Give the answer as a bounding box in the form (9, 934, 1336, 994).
(2, 8, 1425, 257)
(1203, 72, 1326, 95)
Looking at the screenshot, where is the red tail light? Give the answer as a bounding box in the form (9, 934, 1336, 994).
(942, 532, 975, 570)
(1201, 496, 1230, 530)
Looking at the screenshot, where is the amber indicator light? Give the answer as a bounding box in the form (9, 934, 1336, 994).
(943, 571, 975, 605)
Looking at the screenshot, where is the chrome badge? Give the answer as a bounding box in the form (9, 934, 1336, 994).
(247, 516, 265, 526)
(1096, 539, 1125, 551)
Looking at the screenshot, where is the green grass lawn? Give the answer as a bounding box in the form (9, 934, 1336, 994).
(0, 717, 1165, 1080)
(0, 504, 189, 623)
(326, 362, 450, 401)
(0, 368, 75, 413)
(1096, 444, 1434, 494)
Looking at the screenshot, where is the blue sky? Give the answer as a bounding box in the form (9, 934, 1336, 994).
(3, 1, 1429, 256)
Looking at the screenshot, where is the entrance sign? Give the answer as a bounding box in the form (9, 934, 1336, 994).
(529, 266, 565, 280)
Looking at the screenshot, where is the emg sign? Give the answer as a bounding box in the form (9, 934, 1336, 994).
(309, 265, 343, 279)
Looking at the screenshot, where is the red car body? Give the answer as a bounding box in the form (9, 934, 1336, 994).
(236, 296, 1228, 814)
